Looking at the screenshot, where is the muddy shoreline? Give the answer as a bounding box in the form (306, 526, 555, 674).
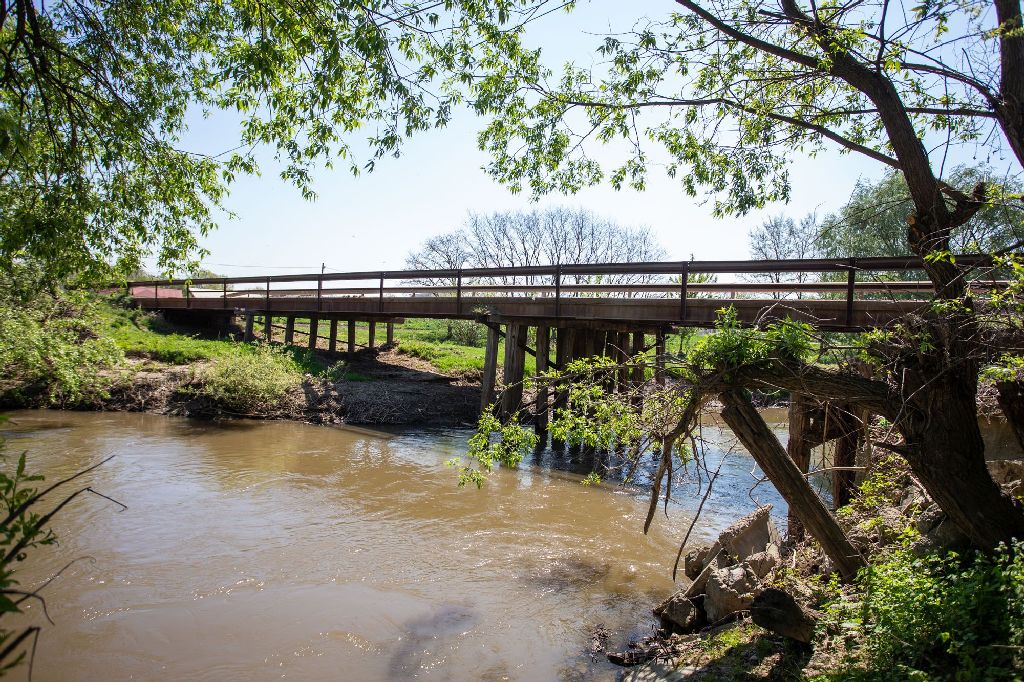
(9, 348, 484, 428)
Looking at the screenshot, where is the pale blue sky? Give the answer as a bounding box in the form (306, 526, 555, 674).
(175, 1, 973, 278)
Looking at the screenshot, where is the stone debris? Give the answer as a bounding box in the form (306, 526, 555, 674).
(653, 504, 781, 634)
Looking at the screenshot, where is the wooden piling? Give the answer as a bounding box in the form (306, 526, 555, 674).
(480, 324, 500, 412)
(264, 314, 272, 342)
(347, 320, 356, 360)
(368, 321, 376, 349)
(244, 313, 254, 342)
(386, 322, 395, 346)
(285, 316, 296, 345)
(655, 330, 666, 386)
(308, 317, 319, 350)
(500, 323, 527, 421)
(535, 326, 550, 438)
(328, 319, 338, 353)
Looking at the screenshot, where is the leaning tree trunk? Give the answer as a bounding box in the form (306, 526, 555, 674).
(720, 389, 865, 579)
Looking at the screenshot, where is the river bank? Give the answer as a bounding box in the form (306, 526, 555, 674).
(90, 348, 484, 427)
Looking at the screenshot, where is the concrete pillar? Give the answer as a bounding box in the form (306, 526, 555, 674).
(481, 324, 500, 412)
(285, 316, 296, 345)
(500, 323, 527, 421)
(244, 313, 254, 342)
(308, 317, 319, 350)
(368, 321, 376, 349)
(535, 326, 550, 438)
(347, 320, 356, 360)
(329, 319, 338, 353)
(386, 322, 395, 346)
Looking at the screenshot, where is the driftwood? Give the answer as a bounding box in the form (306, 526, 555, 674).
(750, 588, 820, 644)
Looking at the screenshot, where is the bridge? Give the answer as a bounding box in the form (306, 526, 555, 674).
(126, 254, 1001, 425)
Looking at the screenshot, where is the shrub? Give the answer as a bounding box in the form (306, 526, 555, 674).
(822, 541, 1024, 680)
(197, 344, 303, 415)
(0, 289, 123, 406)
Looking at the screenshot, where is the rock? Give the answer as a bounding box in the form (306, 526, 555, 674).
(745, 542, 781, 580)
(899, 489, 928, 516)
(704, 563, 759, 623)
(653, 593, 703, 633)
(717, 504, 780, 561)
(683, 543, 717, 580)
(750, 588, 820, 644)
(683, 547, 730, 598)
(988, 459, 1024, 486)
(989, 459, 1024, 498)
(913, 503, 971, 553)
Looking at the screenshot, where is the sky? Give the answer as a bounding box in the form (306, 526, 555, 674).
(173, 1, 950, 278)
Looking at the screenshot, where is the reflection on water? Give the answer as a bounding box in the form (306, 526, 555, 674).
(9, 408, 1011, 680)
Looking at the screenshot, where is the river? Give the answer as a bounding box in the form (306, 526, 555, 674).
(8, 408, 1005, 680)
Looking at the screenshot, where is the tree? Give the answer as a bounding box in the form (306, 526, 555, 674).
(819, 166, 1024, 261)
(406, 206, 667, 289)
(466, 0, 1024, 546)
(747, 213, 821, 297)
(0, 0, 531, 282)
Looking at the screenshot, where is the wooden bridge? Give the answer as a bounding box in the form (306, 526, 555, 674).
(126, 254, 1001, 424)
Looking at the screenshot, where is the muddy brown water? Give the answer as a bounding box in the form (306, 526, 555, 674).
(0, 410, 1017, 681)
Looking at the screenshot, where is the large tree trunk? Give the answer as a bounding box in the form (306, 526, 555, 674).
(996, 380, 1024, 454)
(720, 389, 865, 579)
(898, 353, 1024, 547)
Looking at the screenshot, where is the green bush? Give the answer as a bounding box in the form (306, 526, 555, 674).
(822, 541, 1024, 680)
(420, 319, 486, 347)
(197, 344, 303, 415)
(0, 289, 123, 406)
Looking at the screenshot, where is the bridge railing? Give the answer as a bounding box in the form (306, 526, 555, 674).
(124, 254, 1007, 326)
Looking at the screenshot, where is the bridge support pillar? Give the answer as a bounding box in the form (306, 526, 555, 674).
(285, 317, 296, 345)
(244, 314, 254, 342)
(328, 320, 338, 353)
(480, 324, 500, 413)
(551, 327, 571, 450)
(535, 326, 550, 439)
(386, 322, 395, 346)
(308, 317, 319, 350)
(264, 314, 273, 342)
(500, 323, 527, 421)
(347, 320, 356, 360)
(368, 321, 376, 349)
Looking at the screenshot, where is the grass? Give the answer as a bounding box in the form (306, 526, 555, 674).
(95, 296, 327, 374)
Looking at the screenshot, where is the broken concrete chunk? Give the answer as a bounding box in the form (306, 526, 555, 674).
(683, 543, 716, 581)
(704, 563, 759, 623)
(716, 505, 779, 561)
(745, 542, 781, 580)
(654, 593, 703, 633)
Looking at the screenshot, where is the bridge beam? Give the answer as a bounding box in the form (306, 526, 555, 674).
(244, 313, 254, 342)
(347, 320, 356, 360)
(285, 316, 296, 345)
